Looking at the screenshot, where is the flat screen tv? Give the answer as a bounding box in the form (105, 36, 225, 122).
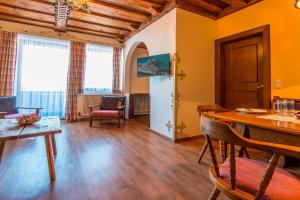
(137, 53, 170, 77)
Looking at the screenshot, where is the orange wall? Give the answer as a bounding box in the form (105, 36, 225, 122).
(129, 47, 150, 93)
(217, 0, 300, 98)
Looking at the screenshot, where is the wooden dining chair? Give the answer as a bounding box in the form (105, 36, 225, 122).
(201, 114, 300, 200)
(197, 104, 229, 163)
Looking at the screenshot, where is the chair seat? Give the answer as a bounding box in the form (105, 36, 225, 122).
(220, 157, 300, 200)
(91, 110, 122, 118)
(4, 113, 24, 119)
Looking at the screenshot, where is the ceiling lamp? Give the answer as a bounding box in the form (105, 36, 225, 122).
(56, 0, 91, 13)
(295, 0, 300, 9)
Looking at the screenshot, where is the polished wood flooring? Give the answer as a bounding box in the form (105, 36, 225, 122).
(0, 120, 229, 200)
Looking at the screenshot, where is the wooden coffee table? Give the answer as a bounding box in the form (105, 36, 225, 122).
(0, 116, 62, 181)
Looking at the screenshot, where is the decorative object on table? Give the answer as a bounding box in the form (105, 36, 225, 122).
(236, 108, 267, 114)
(0, 96, 41, 119)
(17, 114, 41, 125)
(296, 112, 300, 120)
(89, 96, 126, 128)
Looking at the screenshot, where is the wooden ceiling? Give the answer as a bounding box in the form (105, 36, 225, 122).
(0, 0, 263, 43)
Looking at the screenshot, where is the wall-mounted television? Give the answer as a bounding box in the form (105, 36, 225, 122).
(137, 53, 170, 77)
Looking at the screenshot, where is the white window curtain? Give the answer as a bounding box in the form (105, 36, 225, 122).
(84, 44, 113, 94)
(16, 35, 70, 118)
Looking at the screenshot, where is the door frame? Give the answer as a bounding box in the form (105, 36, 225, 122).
(215, 25, 271, 108)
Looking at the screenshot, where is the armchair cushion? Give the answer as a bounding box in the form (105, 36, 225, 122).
(91, 110, 123, 118)
(0, 96, 17, 114)
(100, 96, 125, 110)
(220, 157, 300, 200)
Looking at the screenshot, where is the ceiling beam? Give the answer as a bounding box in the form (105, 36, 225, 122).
(221, 0, 247, 7)
(69, 10, 137, 31)
(0, 0, 54, 14)
(94, 0, 163, 15)
(182, 0, 222, 13)
(218, 0, 263, 18)
(68, 19, 129, 35)
(88, 0, 148, 22)
(176, 0, 218, 19)
(0, 13, 54, 29)
(0, 3, 54, 22)
(67, 27, 120, 39)
(125, 0, 176, 40)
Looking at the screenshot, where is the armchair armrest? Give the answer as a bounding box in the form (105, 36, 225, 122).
(117, 105, 125, 110)
(0, 112, 7, 119)
(88, 104, 101, 113)
(88, 104, 101, 109)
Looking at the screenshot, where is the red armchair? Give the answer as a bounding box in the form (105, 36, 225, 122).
(89, 96, 126, 128)
(0, 96, 41, 119)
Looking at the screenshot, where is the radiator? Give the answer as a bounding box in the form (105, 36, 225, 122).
(77, 94, 101, 119)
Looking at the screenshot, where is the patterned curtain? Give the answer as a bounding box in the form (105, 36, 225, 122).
(0, 31, 17, 96)
(112, 47, 121, 94)
(65, 41, 86, 122)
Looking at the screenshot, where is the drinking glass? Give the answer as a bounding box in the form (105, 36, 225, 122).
(287, 100, 295, 116)
(280, 100, 288, 116)
(273, 100, 280, 115)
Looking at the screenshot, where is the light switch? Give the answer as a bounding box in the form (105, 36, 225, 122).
(275, 79, 283, 89)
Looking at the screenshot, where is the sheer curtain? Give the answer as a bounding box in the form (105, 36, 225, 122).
(16, 35, 70, 119)
(84, 44, 113, 94)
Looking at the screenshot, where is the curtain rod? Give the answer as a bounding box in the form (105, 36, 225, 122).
(0, 27, 124, 48)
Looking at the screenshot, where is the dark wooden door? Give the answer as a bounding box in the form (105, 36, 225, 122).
(223, 35, 266, 109)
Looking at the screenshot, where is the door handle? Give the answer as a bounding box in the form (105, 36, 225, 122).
(257, 84, 264, 89)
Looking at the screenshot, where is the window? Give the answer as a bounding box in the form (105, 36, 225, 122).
(16, 35, 70, 118)
(84, 44, 113, 94)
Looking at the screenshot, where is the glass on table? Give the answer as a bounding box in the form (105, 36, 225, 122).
(287, 100, 295, 116)
(273, 100, 281, 115)
(280, 100, 288, 116)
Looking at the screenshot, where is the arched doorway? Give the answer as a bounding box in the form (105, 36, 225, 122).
(125, 42, 150, 127)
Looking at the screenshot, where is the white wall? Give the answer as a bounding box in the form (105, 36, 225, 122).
(124, 9, 177, 139)
(176, 9, 217, 138)
(129, 47, 149, 93)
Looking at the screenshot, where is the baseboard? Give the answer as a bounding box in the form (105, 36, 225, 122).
(175, 135, 204, 143)
(149, 129, 175, 142)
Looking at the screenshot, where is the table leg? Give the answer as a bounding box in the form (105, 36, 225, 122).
(44, 135, 56, 181)
(0, 141, 5, 164)
(51, 134, 57, 158)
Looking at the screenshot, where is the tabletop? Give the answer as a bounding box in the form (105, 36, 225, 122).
(205, 110, 300, 136)
(0, 116, 62, 141)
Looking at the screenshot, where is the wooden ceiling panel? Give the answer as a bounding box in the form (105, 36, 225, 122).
(0, 0, 264, 43)
(0, 4, 54, 22)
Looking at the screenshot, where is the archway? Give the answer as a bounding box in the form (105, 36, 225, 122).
(125, 42, 150, 127)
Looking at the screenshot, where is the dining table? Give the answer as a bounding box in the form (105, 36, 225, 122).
(0, 116, 62, 181)
(205, 110, 300, 166)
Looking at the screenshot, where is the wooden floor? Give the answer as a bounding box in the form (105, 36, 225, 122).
(0, 120, 229, 200)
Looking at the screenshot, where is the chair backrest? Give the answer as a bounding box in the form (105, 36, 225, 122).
(0, 96, 17, 114)
(272, 96, 300, 110)
(197, 104, 226, 116)
(200, 113, 300, 199)
(100, 96, 126, 110)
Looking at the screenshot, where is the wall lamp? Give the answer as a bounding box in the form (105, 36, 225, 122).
(295, 0, 300, 9)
